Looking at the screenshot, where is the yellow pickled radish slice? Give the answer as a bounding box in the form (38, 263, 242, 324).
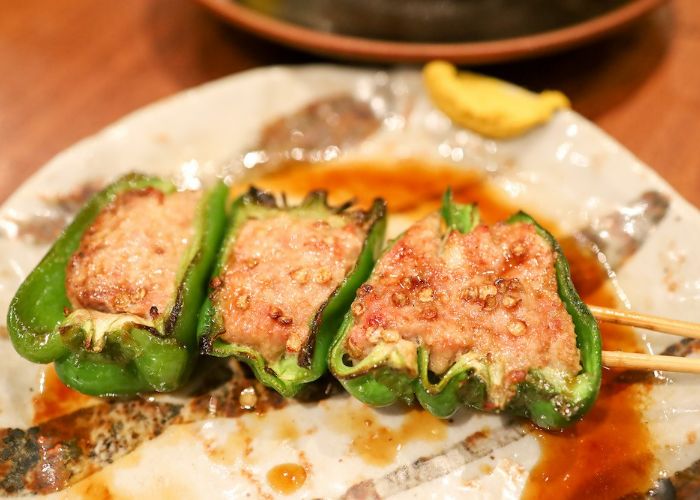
(423, 60, 570, 139)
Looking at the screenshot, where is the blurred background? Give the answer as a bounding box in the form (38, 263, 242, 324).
(0, 0, 698, 205)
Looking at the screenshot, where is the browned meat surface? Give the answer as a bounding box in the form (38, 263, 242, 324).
(65, 188, 200, 318)
(215, 213, 364, 362)
(346, 214, 580, 382)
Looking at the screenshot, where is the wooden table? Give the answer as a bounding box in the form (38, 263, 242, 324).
(1, 0, 698, 206)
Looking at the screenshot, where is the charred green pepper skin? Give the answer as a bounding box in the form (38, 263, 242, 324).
(198, 188, 387, 398)
(329, 190, 602, 429)
(7, 174, 228, 396)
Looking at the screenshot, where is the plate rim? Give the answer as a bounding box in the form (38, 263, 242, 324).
(195, 0, 667, 64)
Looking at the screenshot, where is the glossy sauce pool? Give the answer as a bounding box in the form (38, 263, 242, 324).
(266, 463, 307, 494)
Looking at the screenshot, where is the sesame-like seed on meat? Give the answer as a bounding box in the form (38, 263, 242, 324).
(215, 213, 365, 362)
(417, 288, 434, 302)
(345, 214, 580, 392)
(65, 188, 200, 318)
(391, 291, 408, 307)
(351, 302, 365, 316)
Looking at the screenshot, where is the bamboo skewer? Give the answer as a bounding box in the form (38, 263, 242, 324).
(589, 305, 700, 340)
(588, 305, 700, 374)
(602, 351, 700, 374)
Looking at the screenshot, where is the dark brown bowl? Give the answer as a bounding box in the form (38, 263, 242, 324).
(195, 0, 666, 64)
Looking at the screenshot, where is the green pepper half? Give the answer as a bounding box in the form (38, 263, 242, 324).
(7, 174, 228, 396)
(198, 188, 387, 397)
(329, 190, 602, 429)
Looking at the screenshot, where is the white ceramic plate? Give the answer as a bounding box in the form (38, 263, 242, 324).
(1, 66, 699, 499)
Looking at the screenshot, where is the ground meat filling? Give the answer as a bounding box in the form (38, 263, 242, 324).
(65, 188, 200, 319)
(346, 214, 581, 384)
(214, 213, 365, 363)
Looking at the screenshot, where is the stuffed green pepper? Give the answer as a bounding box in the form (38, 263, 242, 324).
(7, 173, 227, 396)
(198, 187, 386, 397)
(330, 191, 601, 429)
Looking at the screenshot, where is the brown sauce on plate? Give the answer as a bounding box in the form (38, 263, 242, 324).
(247, 159, 655, 497)
(33, 365, 97, 424)
(325, 404, 448, 466)
(266, 463, 308, 494)
(241, 159, 513, 222)
(352, 409, 447, 466)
